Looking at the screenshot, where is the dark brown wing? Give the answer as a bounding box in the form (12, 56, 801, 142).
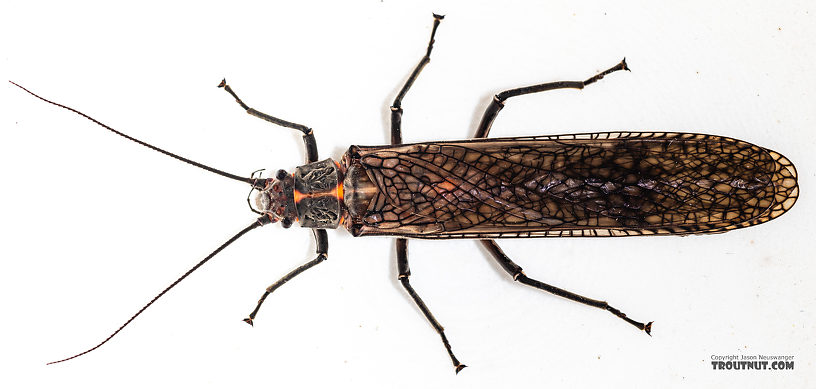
(348, 132, 798, 239)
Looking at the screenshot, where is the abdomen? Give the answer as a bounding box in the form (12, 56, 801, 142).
(341, 132, 798, 239)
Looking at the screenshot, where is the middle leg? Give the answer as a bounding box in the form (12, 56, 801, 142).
(388, 14, 465, 373)
(390, 13, 444, 145)
(397, 239, 467, 373)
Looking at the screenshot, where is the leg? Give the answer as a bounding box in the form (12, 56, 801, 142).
(481, 240, 652, 335)
(218, 79, 319, 163)
(390, 14, 444, 144)
(397, 239, 466, 374)
(390, 16, 465, 373)
(244, 229, 329, 325)
(474, 58, 630, 138)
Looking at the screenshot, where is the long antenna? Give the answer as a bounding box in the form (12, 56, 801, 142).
(47, 217, 270, 365)
(9, 81, 259, 187)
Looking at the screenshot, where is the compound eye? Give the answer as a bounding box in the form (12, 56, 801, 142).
(276, 169, 288, 180)
(281, 217, 293, 228)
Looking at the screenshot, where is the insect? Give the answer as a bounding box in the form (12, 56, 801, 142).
(11, 14, 798, 373)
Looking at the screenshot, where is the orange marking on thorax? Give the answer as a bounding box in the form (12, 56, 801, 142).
(293, 183, 344, 204)
(335, 181, 344, 202)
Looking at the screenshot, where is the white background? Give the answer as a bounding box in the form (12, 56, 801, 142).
(2, 1, 814, 387)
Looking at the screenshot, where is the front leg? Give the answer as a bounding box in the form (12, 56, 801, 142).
(244, 229, 329, 325)
(218, 79, 319, 163)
